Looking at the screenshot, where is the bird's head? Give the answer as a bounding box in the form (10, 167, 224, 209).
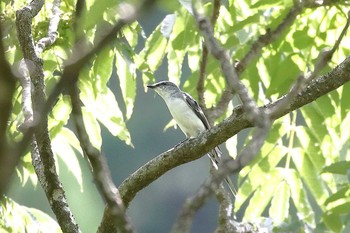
(147, 81, 181, 99)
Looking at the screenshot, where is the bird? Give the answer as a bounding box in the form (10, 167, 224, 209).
(147, 80, 236, 196)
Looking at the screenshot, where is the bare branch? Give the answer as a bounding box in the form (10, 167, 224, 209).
(309, 10, 350, 81)
(69, 86, 134, 233)
(193, 4, 262, 127)
(118, 54, 350, 208)
(214, 186, 234, 232)
(35, 0, 61, 55)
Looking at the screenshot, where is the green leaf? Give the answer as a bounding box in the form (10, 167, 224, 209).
(292, 28, 314, 50)
(82, 107, 102, 150)
(49, 95, 72, 139)
(265, 55, 300, 96)
(284, 169, 315, 226)
(24, 207, 61, 233)
(243, 168, 283, 220)
(1, 196, 61, 233)
(325, 186, 350, 206)
(291, 147, 328, 206)
(79, 66, 132, 146)
(86, 88, 131, 145)
(122, 22, 142, 49)
(235, 143, 287, 212)
(322, 212, 343, 233)
(92, 47, 114, 92)
(52, 132, 83, 191)
(115, 49, 136, 120)
(341, 82, 350, 119)
(300, 103, 329, 143)
(322, 161, 350, 175)
(136, 24, 168, 72)
(167, 10, 195, 83)
(269, 179, 290, 224)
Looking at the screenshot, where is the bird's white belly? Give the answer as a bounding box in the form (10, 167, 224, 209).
(165, 98, 205, 138)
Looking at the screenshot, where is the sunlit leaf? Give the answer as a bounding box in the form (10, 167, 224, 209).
(243, 168, 283, 220)
(52, 132, 83, 191)
(284, 169, 315, 226)
(136, 23, 168, 72)
(81, 107, 102, 150)
(269, 179, 290, 224)
(115, 49, 136, 120)
(0, 197, 61, 233)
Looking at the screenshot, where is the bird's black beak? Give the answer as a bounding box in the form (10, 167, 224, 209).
(147, 84, 156, 89)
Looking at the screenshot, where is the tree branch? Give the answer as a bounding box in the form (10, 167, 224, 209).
(118, 55, 350, 208)
(172, 119, 271, 232)
(235, 5, 301, 74)
(15, 0, 81, 232)
(17, 0, 157, 161)
(209, 4, 301, 120)
(193, 5, 262, 127)
(69, 85, 134, 233)
(35, 0, 61, 55)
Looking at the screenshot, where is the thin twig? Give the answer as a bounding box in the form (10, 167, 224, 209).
(235, 5, 302, 74)
(69, 85, 134, 233)
(35, 0, 61, 54)
(270, 10, 350, 118)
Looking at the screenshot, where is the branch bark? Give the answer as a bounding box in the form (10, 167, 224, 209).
(69, 85, 133, 233)
(15, 0, 81, 232)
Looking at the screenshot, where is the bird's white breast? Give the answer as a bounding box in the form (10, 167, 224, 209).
(164, 98, 205, 138)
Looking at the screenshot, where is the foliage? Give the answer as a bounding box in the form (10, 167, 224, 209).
(1, 0, 350, 232)
(0, 196, 61, 233)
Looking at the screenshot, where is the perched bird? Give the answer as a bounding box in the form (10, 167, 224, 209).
(147, 81, 236, 196)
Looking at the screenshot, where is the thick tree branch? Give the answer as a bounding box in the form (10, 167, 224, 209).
(16, 0, 81, 232)
(118, 55, 350, 208)
(69, 86, 133, 233)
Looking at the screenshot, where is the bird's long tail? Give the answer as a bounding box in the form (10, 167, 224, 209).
(208, 147, 237, 197)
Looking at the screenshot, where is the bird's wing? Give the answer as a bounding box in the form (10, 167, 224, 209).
(183, 92, 211, 130)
